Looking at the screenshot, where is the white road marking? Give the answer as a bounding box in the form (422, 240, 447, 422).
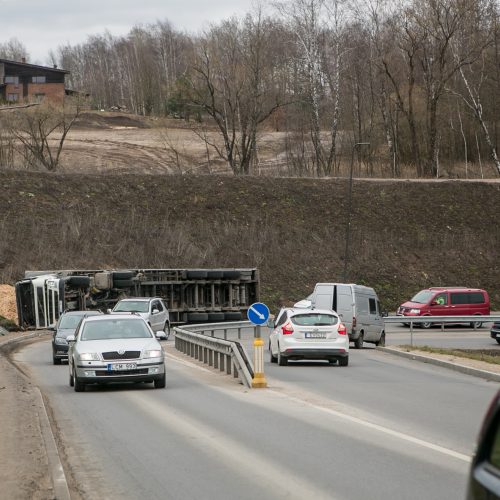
(122, 391, 341, 500)
(167, 351, 470, 463)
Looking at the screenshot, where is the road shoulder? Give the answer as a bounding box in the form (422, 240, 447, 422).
(378, 346, 500, 382)
(0, 331, 54, 499)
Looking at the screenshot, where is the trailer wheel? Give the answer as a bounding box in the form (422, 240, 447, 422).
(208, 312, 225, 322)
(186, 270, 208, 279)
(224, 312, 242, 321)
(187, 312, 209, 323)
(207, 271, 224, 279)
(223, 271, 241, 280)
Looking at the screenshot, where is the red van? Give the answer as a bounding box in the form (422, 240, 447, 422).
(397, 287, 490, 328)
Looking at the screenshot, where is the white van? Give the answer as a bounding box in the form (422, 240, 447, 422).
(295, 283, 386, 348)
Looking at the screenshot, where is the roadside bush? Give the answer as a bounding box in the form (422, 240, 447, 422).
(0, 315, 18, 332)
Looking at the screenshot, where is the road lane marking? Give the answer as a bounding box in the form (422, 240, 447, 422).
(267, 389, 471, 463)
(167, 349, 470, 463)
(121, 391, 341, 500)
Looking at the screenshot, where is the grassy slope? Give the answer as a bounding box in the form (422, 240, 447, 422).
(0, 171, 499, 312)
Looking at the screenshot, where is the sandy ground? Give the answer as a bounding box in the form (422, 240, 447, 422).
(0, 333, 53, 499)
(0, 284, 17, 324)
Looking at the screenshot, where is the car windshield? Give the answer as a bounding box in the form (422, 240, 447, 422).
(80, 318, 153, 341)
(113, 301, 149, 313)
(410, 290, 434, 304)
(291, 313, 338, 326)
(58, 314, 86, 329)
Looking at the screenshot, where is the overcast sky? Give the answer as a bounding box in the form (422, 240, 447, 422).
(1, 0, 255, 65)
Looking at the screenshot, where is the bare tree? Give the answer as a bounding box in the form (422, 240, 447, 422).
(187, 12, 286, 175)
(6, 98, 82, 171)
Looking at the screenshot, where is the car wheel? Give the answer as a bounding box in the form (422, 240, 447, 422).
(277, 349, 288, 366)
(74, 373, 85, 392)
(187, 312, 209, 323)
(111, 270, 134, 280)
(496, 338, 500, 345)
(354, 332, 364, 349)
(69, 367, 74, 387)
(154, 372, 166, 389)
(164, 321, 170, 340)
(269, 344, 277, 363)
(470, 321, 482, 329)
(339, 356, 349, 367)
(421, 319, 432, 329)
(53, 355, 61, 365)
(224, 312, 242, 321)
(375, 332, 386, 347)
(113, 278, 134, 288)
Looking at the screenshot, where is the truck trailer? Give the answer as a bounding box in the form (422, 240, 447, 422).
(15, 268, 259, 330)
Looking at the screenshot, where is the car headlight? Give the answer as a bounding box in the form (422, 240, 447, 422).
(79, 352, 100, 361)
(55, 337, 68, 345)
(409, 309, 421, 314)
(143, 349, 163, 359)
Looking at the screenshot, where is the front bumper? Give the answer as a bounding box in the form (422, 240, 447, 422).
(75, 360, 165, 383)
(52, 343, 69, 358)
(281, 348, 348, 360)
(490, 328, 500, 340)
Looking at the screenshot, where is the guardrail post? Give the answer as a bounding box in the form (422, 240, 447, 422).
(214, 351, 219, 369)
(410, 321, 414, 347)
(209, 349, 213, 367)
(220, 353, 225, 372)
(252, 325, 267, 388)
(226, 354, 231, 375)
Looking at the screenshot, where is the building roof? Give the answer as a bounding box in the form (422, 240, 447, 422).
(0, 58, 69, 74)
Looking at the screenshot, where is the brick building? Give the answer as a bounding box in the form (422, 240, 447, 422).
(0, 58, 69, 106)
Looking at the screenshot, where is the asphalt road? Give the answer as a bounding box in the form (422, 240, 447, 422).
(15, 336, 499, 500)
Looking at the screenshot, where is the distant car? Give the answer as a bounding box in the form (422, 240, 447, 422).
(490, 322, 500, 345)
(51, 310, 103, 365)
(111, 297, 170, 339)
(397, 287, 490, 329)
(268, 308, 349, 366)
(67, 314, 166, 392)
(466, 390, 500, 499)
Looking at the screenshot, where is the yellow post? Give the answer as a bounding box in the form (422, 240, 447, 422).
(252, 336, 267, 388)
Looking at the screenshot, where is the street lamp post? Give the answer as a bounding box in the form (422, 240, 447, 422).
(342, 142, 370, 282)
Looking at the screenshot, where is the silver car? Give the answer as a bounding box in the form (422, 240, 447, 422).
(67, 314, 166, 392)
(111, 297, 170, 339)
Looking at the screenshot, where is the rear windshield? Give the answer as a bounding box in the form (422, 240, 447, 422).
(113, 301, 149, 313)
(291, 314, 338, 326)
(80, 318, 153, 341)
(58, 312, 100, 329)
(410, 290, 434, 304)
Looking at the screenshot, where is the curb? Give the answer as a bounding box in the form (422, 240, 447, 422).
(377, 346, 500, 383)
(0, 330, 71, 499)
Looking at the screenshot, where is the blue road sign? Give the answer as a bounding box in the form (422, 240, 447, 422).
(247, 302, 270, 325)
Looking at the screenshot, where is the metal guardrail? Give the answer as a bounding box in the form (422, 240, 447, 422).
(385, 315, 500, 346)
(174, 321, 256, 388)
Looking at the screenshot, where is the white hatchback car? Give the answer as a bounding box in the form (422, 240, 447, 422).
(68, 314, 166, 391)
(269, 308, 349, 366)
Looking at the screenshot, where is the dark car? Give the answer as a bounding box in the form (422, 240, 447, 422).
(51, 310, 102, 364)
(467, 390, 500, 499)
(490, 322, 500, 345)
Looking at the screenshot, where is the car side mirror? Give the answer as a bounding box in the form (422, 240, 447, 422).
(67, 335, 76, 343)
(430, 301, 438, 306)
(106, 309, 112, 314)
(48, 326, 55, 331)
(152, 309, 160, 315)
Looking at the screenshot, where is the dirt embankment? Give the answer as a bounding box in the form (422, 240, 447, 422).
(0, 171, 499, 312)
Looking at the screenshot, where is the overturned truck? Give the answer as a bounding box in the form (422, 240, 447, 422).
(15, 268, 259, 330)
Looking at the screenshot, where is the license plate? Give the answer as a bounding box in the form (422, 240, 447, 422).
(107, 363, 137, 371)
(305, 333, 326, 339)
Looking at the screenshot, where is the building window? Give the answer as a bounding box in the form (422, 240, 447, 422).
(32, 76, 46, 83)
(5, 76, 19, 84)
(34, 93, 45, 102)
(6, 93, 19, 102)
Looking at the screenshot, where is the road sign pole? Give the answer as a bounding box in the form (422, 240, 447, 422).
(252, 325, 267, 388)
